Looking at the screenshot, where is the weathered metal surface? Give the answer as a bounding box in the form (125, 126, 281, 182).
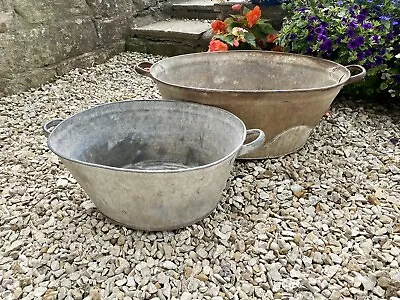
(136, 50, 366, 158)
(44, 100, 265, 231)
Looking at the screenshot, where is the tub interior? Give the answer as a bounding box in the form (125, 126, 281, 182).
(48, 100, 245, 170)
(152, 51, 349, 91)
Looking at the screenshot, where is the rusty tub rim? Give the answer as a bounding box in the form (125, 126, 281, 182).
(43, 99, 263, 174)
(140, 50, 366, 94)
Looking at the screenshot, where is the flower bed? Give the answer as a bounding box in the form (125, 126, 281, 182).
(278, 0, 400, 99)
(208, 5, 280, 51)
(209, 0, 399, 100)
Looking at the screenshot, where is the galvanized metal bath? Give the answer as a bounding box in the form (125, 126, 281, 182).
(44, 100, 265, 231)
(136, 50, 366, 158)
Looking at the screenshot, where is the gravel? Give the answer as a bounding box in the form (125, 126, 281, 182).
(1, 51, 400, 300)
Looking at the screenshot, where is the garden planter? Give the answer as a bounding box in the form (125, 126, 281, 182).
(43, 100, 264, 231)
(136, 51, 365, 159)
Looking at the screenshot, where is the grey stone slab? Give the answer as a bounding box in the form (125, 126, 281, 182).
(133, 19, 211, 41)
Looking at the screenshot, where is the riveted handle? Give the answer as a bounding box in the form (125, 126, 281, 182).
(43, 118, 63, 137)
(344, 65, 366, 86)
(238, 129, 265, 157)
(135, 62, 154, 78)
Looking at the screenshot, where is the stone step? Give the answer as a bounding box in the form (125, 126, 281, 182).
(165, 0, 223, 20)
(127, 19, 212, 56)
(126, 2, 286, 56)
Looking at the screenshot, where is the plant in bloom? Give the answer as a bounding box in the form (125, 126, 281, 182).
(208, 40, 229, 52)
(209, 5, 278, 51)
(278, 0, 400, 99)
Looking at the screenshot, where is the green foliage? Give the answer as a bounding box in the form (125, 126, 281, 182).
(277, 0, 400, 99)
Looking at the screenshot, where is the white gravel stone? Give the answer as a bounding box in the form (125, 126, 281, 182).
(1, 51, 399, 300)
(162, 261, 178, 270)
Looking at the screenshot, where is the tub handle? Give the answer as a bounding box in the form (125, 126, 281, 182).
(344, 65, 366, 86)
(43, 118, 63, 137)
(135, 62, 154, 78)
(238, 129, 266, 157)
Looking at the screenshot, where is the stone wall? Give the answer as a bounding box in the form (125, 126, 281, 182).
(0, 0, 165, 96)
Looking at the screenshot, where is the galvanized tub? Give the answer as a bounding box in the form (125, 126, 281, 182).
(44, 100, 264, 231)
(136, 51, 366, 158)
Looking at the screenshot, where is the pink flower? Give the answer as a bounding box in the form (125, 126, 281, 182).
(232, 4, 242, 12)
(246, 6, 261, 28)
(208, 40, 229, 52)
(233, 39, 240, 47)
(211, 20, 227, 34)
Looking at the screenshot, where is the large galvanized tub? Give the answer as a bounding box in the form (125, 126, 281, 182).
(43, 100, 264, 231)
(136, 51, 366, 158)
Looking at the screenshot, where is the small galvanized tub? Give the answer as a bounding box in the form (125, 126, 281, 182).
(136, 51, 366, 158)
(44, 100, 264, 231)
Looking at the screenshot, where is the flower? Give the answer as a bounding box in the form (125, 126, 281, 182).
(266, 34, 278, 43)
(319, 39, 333, 52)
(379, 15, 391, 21)
(211, 20, 227, 34)
(246, 6, 261, 28)
(362, 22, 373, 29)
(208, 40, 228, 52)
(232, 4, 242, 12)
(357, 51, 365, 61)
(209, 4, 277, 51)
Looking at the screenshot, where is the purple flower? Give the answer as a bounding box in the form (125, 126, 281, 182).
(364, 61, 373, 69)
(393, 20, 399, 26)
(372, 35, 379, 44)
(337, 0, 343, 5)
(357, 51, 365, 61)
(348, 36, 365, 50)
(364, 49, 373, 57)
(347, 28, 355, 37)
(375, 55, 383, 65)
(296, 7, 307, 12)
(379, 15, 391, 21)
(320, 39, 333, 52)
(349, 21, 358, 29)
(355, 36, 365, 46)
(348, 39, 359, 50)
(306, 34, 314, 42)
(379, 48, 386, 55)
(308, 16, 318, 22)
(357, 14, 367, 23)
(386, 33, 394, 41)
(314, 26, 326, 35)
(362, 23, 373, 29)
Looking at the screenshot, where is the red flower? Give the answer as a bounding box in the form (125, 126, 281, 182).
(232, 4, 242, 12)
(272, 45, 282, 52)
(209, 40, 229, 52)
(266, 34, 278, 43)
(246, 6, 261, 28)
(211, 20, 227, 34)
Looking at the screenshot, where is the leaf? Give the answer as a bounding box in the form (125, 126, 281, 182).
(244, 32, 257, 49)
(243, 6, 251, 14)
(380, 82, 388, 90)
(255, 22, 276, 35)
(214, 34, 235, 46)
